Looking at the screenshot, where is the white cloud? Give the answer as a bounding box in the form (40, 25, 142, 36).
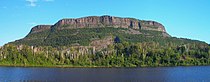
(26, 0, 37, 7)
(25, 0, 54, 7)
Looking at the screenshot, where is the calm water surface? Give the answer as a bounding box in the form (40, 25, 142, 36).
(0, 66, 210, 82)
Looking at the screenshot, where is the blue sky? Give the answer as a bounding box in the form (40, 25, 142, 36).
(0, 0, 210, 46)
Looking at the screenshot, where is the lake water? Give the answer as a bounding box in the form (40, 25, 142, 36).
(0, 66, 210, 82)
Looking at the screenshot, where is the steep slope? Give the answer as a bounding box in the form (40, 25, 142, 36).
(52, 15, 166, 32)
(11, 15, 170, 46)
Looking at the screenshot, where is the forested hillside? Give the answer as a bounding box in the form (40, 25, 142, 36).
(0, 36, 209, 67)
(0, 16, 209, 67)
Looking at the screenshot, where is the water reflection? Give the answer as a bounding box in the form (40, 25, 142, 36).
(0, 66, 210, 82)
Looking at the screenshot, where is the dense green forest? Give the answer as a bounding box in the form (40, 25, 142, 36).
(0, 41, 210, 67)
(1, 28, 210, 67)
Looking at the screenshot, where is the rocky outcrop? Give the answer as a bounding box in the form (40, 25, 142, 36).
(52, 15, 166, 32)
(90, 36, 113, 51)
(140, 20, 166, 32)
(29, 25, 51, 34)
(28, 15, 167, 34)
(53, 15, 141, 30)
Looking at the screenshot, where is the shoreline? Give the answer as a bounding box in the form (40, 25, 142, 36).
(0, 64, 209, 68)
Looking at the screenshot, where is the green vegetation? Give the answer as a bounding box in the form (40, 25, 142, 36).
(12, 27, 200, 46)
(1, 36, 210, 67)
(1, 27, 209, 67)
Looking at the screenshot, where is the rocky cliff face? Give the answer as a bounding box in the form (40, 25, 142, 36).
(51, 15, 166, 32)
(29, 15, 167, 34)
(53, 15, 141, 30)
(30, 25, 51, 34)
(141, 20, 166, 32)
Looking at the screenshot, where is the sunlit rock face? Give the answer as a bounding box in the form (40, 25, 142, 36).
(50, 15, 166, 32)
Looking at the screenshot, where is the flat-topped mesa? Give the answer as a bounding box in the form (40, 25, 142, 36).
(29, 25, 51, 34)
(53, 15, 141, 30)
(52, 15, 166, 32)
